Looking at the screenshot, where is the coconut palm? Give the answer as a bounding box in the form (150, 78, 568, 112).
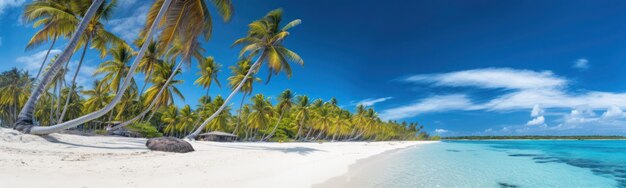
(161, 105, 179, 136)
(247, 94, 274, 140)
(15, 0, 233, 134)
(292, 95, 310, 140)
(188, 9, 303, 139)
(14, 0, 105, 133)
(262, 89, 294, 141)
(176, 105, 197, 137)
(0, 69, 32, 125)
(22, 0, 76, 82)
(203, 96, 231, 132)
(58, 0, 126, 125)
(93, 45, 136, 93)
(229, 59, 261, 134)
(137, 40, 164, 94)
(313, 105, 332, 140)
(109, 59, 184, 131)
(195, 56, 221, 98)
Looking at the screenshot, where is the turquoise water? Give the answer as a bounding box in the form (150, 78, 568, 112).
(331, 140, 626, 187)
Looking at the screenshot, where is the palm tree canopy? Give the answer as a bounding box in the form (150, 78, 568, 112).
(194, 56, 221, 90)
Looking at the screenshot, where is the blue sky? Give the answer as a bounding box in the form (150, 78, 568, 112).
(3, 0, 626, 136)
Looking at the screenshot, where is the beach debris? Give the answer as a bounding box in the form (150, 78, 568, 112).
(146, 137, 194, 153)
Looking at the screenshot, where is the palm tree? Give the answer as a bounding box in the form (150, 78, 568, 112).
(188, 9, 303, 139)
(109, 60, 184, 130)
(14, 0, 105, 133)
(176, 105, 197, 137)
(161, 105, 179, 136)
(0, 69, 32, 125)
(229, 59, 261, 134)
(22, 0, 76, 82)
(262, 89, 294, 141)
(58, 0, 126, 124)
(137, 40, 164, 95)
(292, 95, 310, 140)
(93, 45, 135, 93)
(195, 56, 221, 98)
(247, 94, 274, 140)
(203, 96, 231, 132)
(313, 105, 332, 140)
(14, 0, 233, 134)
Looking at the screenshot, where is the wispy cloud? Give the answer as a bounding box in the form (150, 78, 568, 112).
(405, 68, 566, 90)
(16, 49, 62, 73)
(107, 5, 149, 42)
(0, 0, 25, 15)
(356, 97, 392, 106)
(434, 129, 448, 134)
(383, 68, 626, 131)
(573, 58, 590, 70)
(380, 94, 475, 120)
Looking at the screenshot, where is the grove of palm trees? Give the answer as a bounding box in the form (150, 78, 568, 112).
(1, 0, 433, 143)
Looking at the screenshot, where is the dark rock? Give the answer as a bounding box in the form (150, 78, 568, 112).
(498, 182, 519, 188)
(146, 137, 194, 153)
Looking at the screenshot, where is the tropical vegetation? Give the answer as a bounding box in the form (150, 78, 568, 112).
(1, 0, 433, 142)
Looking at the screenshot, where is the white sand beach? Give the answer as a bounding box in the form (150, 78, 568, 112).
(0, 128, 436, 188)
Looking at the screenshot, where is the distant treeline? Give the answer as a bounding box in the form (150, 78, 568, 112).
(443, 135, 626, 140)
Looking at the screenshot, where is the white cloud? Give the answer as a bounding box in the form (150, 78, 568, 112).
(573, 58, 589, 70)
(530, 104, 543, 117)
(380, 95, 475, 120)
(357, 97, 392, 106)
(526, 116, 545, 126)
(16, 49, 62, 73)
(434, 129, 448, 133)
(0, 0, 25, 15)
(406, 68, 566, 90)
(602, 106, 625, 118)
(385, 67, 626, 132)
(107, 5, 149, 42)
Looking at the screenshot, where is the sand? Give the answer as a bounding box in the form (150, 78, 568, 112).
(0, 127, 436, 188)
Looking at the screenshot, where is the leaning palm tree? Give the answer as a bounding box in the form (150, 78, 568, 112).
(161, 105, 179, 137)
(16, 0, 185, 134)
(203, 96, 231, 132)
(0, 69, 32, 125)
(14, 0, 105, 133)
(137, 40, 164, 95)
(262, 89, 294, 141)
(109, 60, 184, 131)
(195, 56, 221, 98)
(188, 8, 303, 139)
(58, 0, 125, 124)
(22, 0, 76, 82)
(229, 59, 261, 134)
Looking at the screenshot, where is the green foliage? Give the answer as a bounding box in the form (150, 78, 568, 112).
(128, 122, 163, 138)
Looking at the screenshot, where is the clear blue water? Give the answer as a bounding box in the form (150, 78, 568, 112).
(329, 140, 626, 188)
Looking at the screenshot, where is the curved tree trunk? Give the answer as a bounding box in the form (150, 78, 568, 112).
(58, 39, 89, 124)
(186, 51, 266, 139)
(109, 60, 183, 131)
(19, 0, 173, 135)
(13, 0, 104, 133)
(139, 68, 154, 96)
(33, 37, 57, 84)
(304, 126, 313, 141)
(262, 111, 284, 141)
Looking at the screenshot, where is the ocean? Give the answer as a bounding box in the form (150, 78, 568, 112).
(325, 140, 626, 187)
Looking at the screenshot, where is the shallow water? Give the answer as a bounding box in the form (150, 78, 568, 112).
(323, 140, 626, 188)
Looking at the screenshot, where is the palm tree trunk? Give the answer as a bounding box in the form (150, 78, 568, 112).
(304, 126, 313, 141)
(295, 115, 305, 140)
(231, 93, 247, 135)
(139, 68, 153, 96)
(22, 0, 172, 135)
(58, 39, 89, 124)
(262, 111, 284, 141)
(109, 60, 183, 131)
(315, 128, 324, 140)
(187, 50, 267, 139)
(13, 0, 103, 133)
(33, 37, 57, 84)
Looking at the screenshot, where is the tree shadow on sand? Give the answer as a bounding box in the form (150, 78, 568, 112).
(204, 144, 326, 156)
(40, 135, 147, 150)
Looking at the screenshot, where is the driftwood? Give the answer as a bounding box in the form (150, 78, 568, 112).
(146, 137, 194, 153)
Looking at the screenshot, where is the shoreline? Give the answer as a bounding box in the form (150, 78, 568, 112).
(0, 128, 436, 188)
(313, 141, 435, 187)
